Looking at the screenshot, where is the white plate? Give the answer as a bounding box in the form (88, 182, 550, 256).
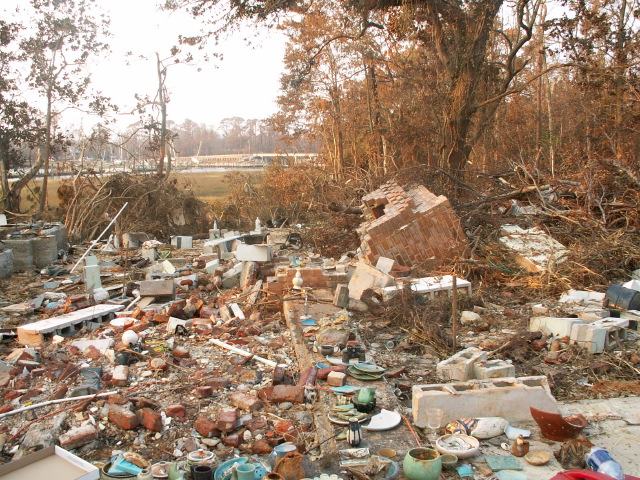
(362, 409, 402, 431)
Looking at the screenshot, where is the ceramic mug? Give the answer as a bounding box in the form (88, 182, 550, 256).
(236, 463, 256, 480)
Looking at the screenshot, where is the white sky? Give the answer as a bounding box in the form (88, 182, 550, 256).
(3, 0, 287, 130)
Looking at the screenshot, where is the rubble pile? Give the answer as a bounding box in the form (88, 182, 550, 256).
(0, 182, 638, 479)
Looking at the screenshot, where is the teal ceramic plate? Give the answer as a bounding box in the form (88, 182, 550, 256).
(352, 363, 386, 374)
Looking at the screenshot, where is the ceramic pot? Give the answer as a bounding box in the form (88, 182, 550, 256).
(262, 474, 284, 480)
(192, 465, 214, 480)
(137, 468, 153, 480)
(403, 448, 442, 480)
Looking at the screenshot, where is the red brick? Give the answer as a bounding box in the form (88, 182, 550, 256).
(0, 404, 13, 414)
(21, 389, 42, 402)
(51, 384, 68, 400)
(195, 386, 213, 398)
(194, 416, 220, 438)
(5, 390, 23, 401)
(59, 424, 98, 450)
(222, 433, 242, 447)
(205, 377, 230, 390)
(172, 346, 190, 359)
(230, 393, 263, 412)
(243, 415, 268, 432)
(252, 438, 273, 455)
(217, 408, 238, 432)
(137, 408, 163, 432)
(165, 404, 186, 419)
(108, 404, 139, 430)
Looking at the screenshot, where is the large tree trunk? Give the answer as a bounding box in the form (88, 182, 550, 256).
(8, 149, 44, 215)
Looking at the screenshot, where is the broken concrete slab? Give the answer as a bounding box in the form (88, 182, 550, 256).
(347, 261, 395, 301)
(359, 181, 469, 267)
(499, 224, 568, 273)
(413, 376, 559, 427)
(0, 249, 14, 278)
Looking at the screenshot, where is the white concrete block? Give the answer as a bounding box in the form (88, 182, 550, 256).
(234, 243, 273, 262)
(84, 265, 102, 293)
(0, 214, 6, 226)
(531, 304, 549, 315)
(223, 230, 240, 239)
(375, 257, 395, 275)
(473, 359, 515, 380)
(205, 259, 220, 274)
(412, 376, 559, 427)
(162, 260, 176, 274)
(171, 236, 193, 249)
(85, 255, 98, 266)
(382, 275, 471, 302)
(112, 365, 129, 387)
(529, 316, 586, 338)
(570, 317, 629, 353)
(437, 347, 487, 382)
(348, 261, 395, 301)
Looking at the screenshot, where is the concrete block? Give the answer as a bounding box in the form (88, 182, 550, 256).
(347, 261, 395, 301)
(375, 257, 395, 275)
(531, 304, 549, 315)
(473, 359, 515, 380)
(17, 304, 124, 346)
(205, 259, 220, 274)
(382, 275, 471, 302)
(224, 230, 240, 239)
(171, 236, 193, 249)
(141, 247, 158, 261)
(0, 214, 5, 225)
(570, 317, 629, 353)
(222, 262, 243, 289)
(436, 347, 487, 381)
(209, 228, 221, 239)
(84, 265, 102, 293)
(334, 284, 350, 308)
(235, 243, 273, 262)
(4, 237, 33, 271)
(119, 232, 148, 249)
(139, 279, 175, 299)
(529, 316, 586, 338)
(161, 260, 176, 274)
(0, 249, 14, 278)
(412, 376, 558, 427)
(33, 235, 58, 268)
(85, 255, 98, 266)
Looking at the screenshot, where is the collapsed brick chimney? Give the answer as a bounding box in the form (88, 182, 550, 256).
(359, 182, 468, 267)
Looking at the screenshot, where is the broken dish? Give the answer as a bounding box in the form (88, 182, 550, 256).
(435, 434, 480, 459)
(530, 407, 588, 441)
(362, 409, 402, 431)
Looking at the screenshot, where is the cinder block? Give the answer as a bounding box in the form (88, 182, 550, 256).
(570, 317, 629, 353)
(334, 284, 349, 308)
(473, 359, 515, 380)
(436, 347, 487, 382)
(375, 257, 395, 274)
(139, 279, 176, 298)
(205, 259, 220, 274)
(17, 304, 124, 346)
(84, 265, 102, 293)
(0, 249, 14, 278)
(141, 247, 158, 261)
(171, 236, 193, 249)
(412, 376, 558, 427)
(234, 243, 273, 262)
(529, 316, 585, 338)
(382, 275, 471, 302)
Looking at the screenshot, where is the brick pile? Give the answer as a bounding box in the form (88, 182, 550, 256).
(360, 182, 468, 267)
(265, 266, 347, 295)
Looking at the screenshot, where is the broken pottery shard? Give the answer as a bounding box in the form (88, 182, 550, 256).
(530, 406, 588, 441)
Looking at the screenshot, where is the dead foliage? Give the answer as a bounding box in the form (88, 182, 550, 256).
(57, 173, 214, 242)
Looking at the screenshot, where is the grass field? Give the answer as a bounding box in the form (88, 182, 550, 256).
(19, 169, 262, 210)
